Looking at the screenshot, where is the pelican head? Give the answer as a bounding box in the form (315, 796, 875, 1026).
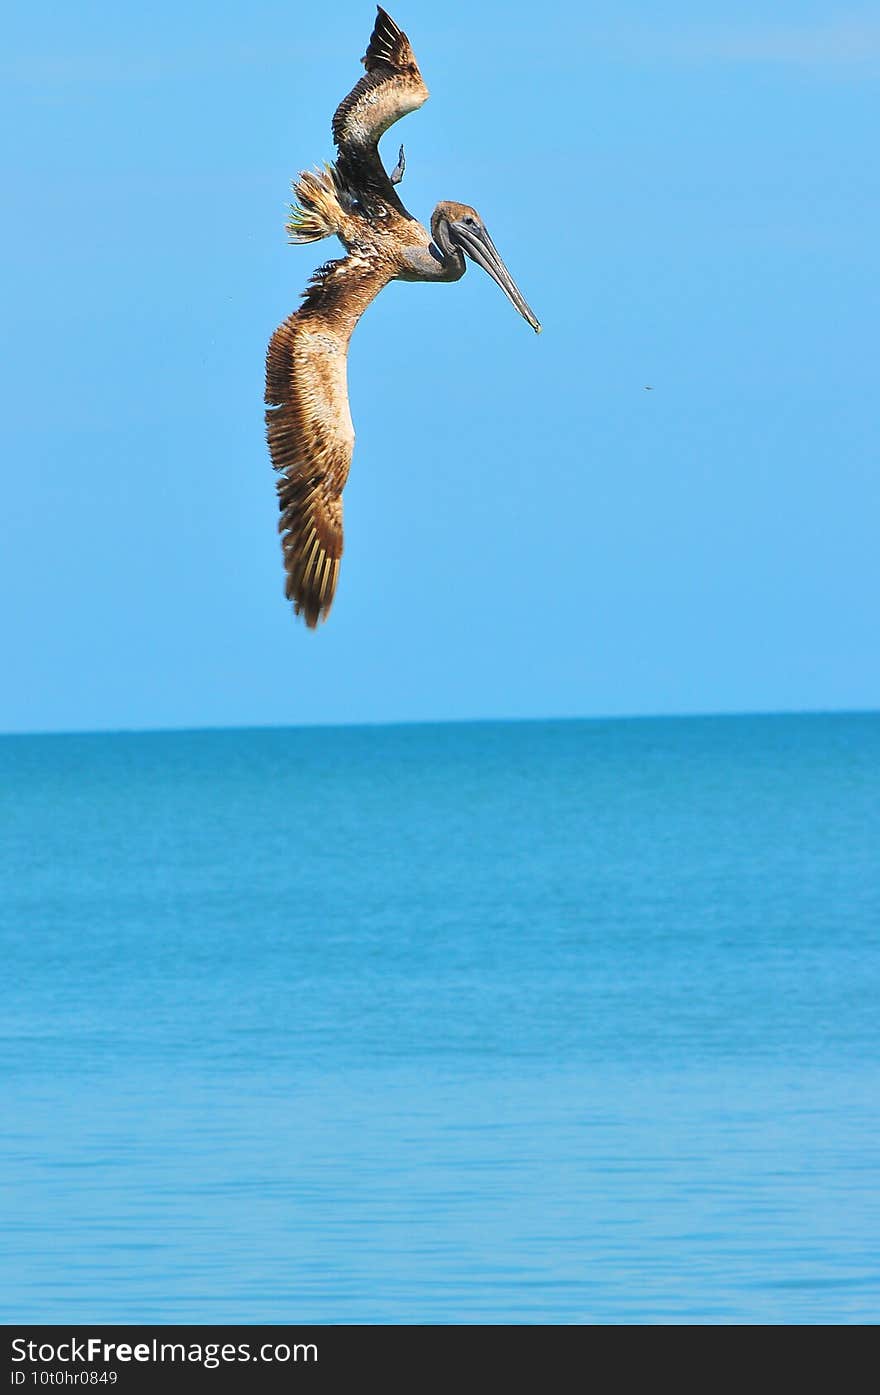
(431, 201, 541, 333)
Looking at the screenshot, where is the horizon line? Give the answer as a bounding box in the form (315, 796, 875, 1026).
(2, 704, 879, 741)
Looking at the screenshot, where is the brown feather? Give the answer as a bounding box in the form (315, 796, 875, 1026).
(362, 7, 416, 72)
(287, 165, 348, 244)
(265, 255, 393, 627)
(332, 7, 428, 153)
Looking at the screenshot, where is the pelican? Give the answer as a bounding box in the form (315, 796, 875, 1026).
(265, 6, 540, 627)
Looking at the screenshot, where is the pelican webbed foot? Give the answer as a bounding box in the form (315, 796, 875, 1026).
(389, 144, 405, 185)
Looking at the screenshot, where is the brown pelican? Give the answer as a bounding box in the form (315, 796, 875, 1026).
(265, 6, 540, 627)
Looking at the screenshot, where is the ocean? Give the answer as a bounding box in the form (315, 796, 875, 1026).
(2, 713, 879, 1323)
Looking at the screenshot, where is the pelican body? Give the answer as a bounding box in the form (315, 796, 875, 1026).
(265, 6, 540, 626)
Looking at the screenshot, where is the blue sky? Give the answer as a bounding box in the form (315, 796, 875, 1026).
(2, 0, 878, 732)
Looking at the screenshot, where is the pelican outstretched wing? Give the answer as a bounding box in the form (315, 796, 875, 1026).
(332, 7, 428, 178)
(265, 256, 391, 627)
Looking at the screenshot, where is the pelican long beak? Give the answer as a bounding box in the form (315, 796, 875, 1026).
(451, 221, 542, 334)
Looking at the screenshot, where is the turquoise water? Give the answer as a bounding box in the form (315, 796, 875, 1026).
(3, 714, 879, 1323)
